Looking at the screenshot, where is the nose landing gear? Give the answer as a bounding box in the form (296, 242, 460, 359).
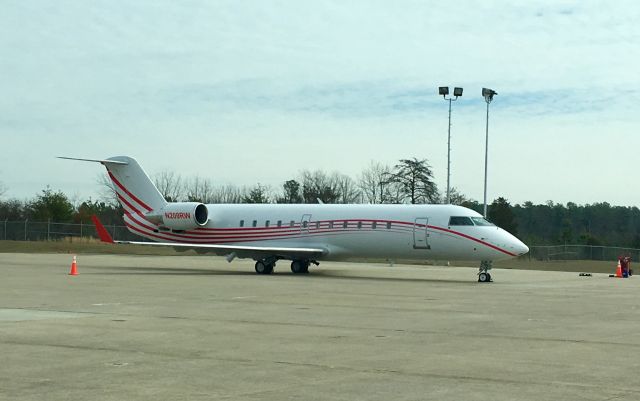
(478, 260, 493, 283)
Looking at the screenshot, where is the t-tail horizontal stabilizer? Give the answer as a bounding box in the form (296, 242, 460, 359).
(57, 156, 129, 165)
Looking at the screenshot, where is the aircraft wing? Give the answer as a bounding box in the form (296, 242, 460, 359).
(115, 240, 325, 259)
(91, 215, 326, 260)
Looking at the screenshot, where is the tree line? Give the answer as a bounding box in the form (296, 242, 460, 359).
(1, 158, 639, 247)
(147, 158, 442, 205)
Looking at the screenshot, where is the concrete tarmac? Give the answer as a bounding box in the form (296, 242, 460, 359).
(1, 253, 639, 401)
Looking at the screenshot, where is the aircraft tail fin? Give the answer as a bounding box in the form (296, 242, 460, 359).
(59, 156, 168, 214)
(101, 156, 167, 214)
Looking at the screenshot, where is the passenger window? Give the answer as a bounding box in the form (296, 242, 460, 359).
(290, 220, 295, 227)
(239, 220, 244, 227)
(252, 220, 257, 227)
(357, 221, 362, 229)
(449, 216, 474, 226)
(277, 220, 282, 227)
(265, 220, 270, 227)
(386, 222, 391, 229)
(372, 221, 377, 229)
(329, 221, 334, 229)
(315, 221, 320, 229)
(343, 221, 348, 229)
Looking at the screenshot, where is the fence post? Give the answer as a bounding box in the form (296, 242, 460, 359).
(24, 219, 28, 241)
(47, 219, 50, 241)
(3, 219, 6, 240)
(80, 220, 83, 239)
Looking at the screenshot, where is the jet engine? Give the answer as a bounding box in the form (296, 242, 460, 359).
(156, 202, 209, 230)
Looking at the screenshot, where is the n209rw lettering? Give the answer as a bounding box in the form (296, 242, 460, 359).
(165, 212, 191, 219)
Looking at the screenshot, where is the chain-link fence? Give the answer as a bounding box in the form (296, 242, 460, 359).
(529, 245, 640, 262)
(0, 220, 143, 242)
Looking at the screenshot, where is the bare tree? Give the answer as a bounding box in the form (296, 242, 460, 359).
(185, 176, 215, 203)
(443, 187, 471, 206)
(0, 181, 6, 198)
(358, 161, 394, 204)
(210, 184, 247, 204)
(96, 173, 118, 206)
(153, 171, 184, 202)
(333, 173, 361, 204)
(300, 170, 340, 204)
(384, 180, 406, 204)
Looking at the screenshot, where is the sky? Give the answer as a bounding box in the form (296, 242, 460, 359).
(1, 0, 639, 206)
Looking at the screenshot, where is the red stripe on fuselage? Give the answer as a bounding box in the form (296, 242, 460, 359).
(123, 217, 408, 245)
(427, 225, 517, 257)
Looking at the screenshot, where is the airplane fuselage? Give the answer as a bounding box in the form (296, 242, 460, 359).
(124, 203, 528, 262)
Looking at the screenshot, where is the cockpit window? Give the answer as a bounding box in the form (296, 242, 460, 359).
(449, 216, 474, 226)
(470, 217, 494, 226)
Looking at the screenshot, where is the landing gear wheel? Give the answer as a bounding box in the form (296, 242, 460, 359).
(255, 261, 274, 274)
(291, 260, 309, 274)
(478, 272, 491, 283)
(478, 260, 493, 283)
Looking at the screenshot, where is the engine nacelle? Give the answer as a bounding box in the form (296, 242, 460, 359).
(157, 202, 209, 230)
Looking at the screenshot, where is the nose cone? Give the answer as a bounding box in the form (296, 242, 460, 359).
(515, 240, 529, 256)
(500, 229, 529, 257)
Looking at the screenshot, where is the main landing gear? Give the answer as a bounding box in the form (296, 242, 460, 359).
(291, 260, 319, 274)
(290, 260, 309, 274)
(254, 258, 319, 275)
(478, 260, 493, 283)
(255, 258, 276, 274)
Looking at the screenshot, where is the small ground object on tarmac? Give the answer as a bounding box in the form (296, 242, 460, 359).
(68, 255, 78, 276)
(621, 256, 631, 278)
(579, 273, 592, 277)
(612, 256, 632, 278)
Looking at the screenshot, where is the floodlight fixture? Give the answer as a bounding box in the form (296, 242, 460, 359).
(482, 87, 497, 218)
(482, 88, 497, 103)
(438, 85, 464, 204)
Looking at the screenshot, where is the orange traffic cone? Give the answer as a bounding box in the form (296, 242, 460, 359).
(69, 255, 78, 276)
(615, 260, 622, 278)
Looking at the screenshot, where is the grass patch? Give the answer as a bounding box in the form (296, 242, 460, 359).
(0, 239, 197, 256)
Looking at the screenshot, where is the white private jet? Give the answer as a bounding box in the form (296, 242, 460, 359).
(60, 156, 529, 282)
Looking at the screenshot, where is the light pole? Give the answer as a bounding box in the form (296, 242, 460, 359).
(438, 86, 463, 204)
(482, 88, 497, 218)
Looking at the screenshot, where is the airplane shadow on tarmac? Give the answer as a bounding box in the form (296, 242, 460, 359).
(86, 265, 477, 285)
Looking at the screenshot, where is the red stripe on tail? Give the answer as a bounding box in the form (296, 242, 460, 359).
(108, 171, 153, 212)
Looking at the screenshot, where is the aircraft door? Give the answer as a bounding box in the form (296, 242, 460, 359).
(301, 214, 312, 234)
(413, 217, 430, 249)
